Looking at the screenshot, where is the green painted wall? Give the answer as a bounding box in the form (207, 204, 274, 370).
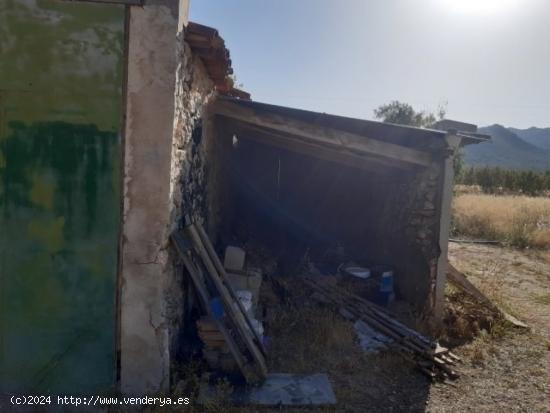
(0, 0, 124, 393)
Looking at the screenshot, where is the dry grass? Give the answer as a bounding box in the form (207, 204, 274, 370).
(260, 301, 431, 412)
(266, 304, 358, 373)
(452, 194, 550, 249)
(461, 315, 517, 367)
(442, 283, 506, 348)
(533, 293, 550, 306)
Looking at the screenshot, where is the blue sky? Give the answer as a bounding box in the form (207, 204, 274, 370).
(190, 0, 550, 129)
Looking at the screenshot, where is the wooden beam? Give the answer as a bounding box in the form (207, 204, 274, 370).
(62, 0, 143, 5)
(185, 224, 268, 381)
(212, 99, 432, 167)
(195, 222, 267, 357)
(170, 232, 250, 381)
(226, 120, 412, 173)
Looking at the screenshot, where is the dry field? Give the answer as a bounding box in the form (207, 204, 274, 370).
(452, 193, 550, 249)
(429, 243, 550, 413)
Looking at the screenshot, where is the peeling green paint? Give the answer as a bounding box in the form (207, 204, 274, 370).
(0, 0, 124, 394)
(29, 172, 56, 210)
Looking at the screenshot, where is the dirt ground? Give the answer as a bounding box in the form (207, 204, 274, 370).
(109, 243, 549, 413)
(221, 244, 550, 413)
(12, 244, 550, 413)
(426, 243, 550, 413)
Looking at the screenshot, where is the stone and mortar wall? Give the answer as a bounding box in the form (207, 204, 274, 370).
(388, 162, 443, 319)
(170, 40, 215, 228)
(165, 36, 216, 366)
(400, 162, 444, 317)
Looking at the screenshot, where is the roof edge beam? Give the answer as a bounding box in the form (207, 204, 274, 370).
(212, 99, 432, 167)
(63, 0, 143, 5)
(226, 121, 413, 173)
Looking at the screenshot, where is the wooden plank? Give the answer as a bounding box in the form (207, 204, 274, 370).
(303, 277, 458, 377)
(185, 225, 268, 380)
(197, 317, 220, 332)
(227, 120, 411, 172)
(307, 285, 443, 378)
(199, 331, 226, 341)
(202, 341, 228, 350)
(212, 99, 432, 167)
(171, 232, 252, 382)
(304, 276, 432, 351)
(309, 289, 458, 379)
(68, 0, 143, 5)
(447, 263, 494, 306)
(195, 222, 267, 356)
(447, 263, 528, 329)
(188, 224, 267, 365)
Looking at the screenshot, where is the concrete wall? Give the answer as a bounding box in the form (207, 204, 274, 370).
(120, 0, 186, 395)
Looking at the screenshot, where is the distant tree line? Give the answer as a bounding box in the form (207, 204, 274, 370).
(456, 166, 550, 196)
(372, 101, 550, 196)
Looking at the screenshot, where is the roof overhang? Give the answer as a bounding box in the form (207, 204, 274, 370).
(432, 119, 491, 146)
(211, 98, 458, 172)
(185, 22, 232, 89)
(456, 131, 491, 146)
(64, 0, 143, 5)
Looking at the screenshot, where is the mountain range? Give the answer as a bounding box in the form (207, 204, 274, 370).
(462, 125, 550, 171)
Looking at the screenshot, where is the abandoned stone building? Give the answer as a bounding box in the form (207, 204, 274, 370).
(0, 0, 487, 396)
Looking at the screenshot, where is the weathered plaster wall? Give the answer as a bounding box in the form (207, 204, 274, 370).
(434, 135, 461, 322)
(120, 1, 181, 395)
(121, 0, 219, 392)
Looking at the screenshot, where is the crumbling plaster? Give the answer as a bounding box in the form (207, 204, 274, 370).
(120, 0, 214, 395)
(402, 162, 444, 314)
(391, 138, 455, 323)
(434, 135, 462, 322)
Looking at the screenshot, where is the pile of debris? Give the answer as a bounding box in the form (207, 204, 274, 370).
(171, 222, 267, 384)
(172, 226, 505, 407)
(301, 275, 460, 381)
(444, 263, 527, 344)
(173, 224, 339, 406)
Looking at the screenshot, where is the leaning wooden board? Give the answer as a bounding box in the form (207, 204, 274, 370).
(185, 224, 268, 375)
(171, 231, 266, 384)
(195, 223, 267, 356)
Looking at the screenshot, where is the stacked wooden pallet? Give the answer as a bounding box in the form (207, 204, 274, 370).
(171, 222, 267, 384)
(197, 316, 238, 372)
(302, 275, 460, 381)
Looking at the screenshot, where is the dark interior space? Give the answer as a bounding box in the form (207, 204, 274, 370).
(210, 123, 434, 312)
(179, 122, 440, 410)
